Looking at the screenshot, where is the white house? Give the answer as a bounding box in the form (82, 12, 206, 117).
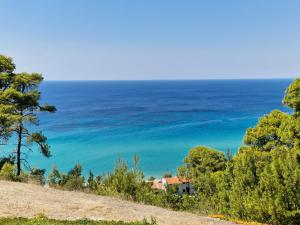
(151, 176, 194, 195)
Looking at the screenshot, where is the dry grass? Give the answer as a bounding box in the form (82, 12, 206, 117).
(209, 215, 267, 225)
(0, 181, 236, 225)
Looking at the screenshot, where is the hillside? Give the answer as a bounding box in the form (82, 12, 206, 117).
(0, 181, 235, 225)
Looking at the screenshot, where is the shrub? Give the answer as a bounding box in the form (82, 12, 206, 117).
(47, 164, 85, 191)
(0, 162, 16, 181)
(0, 156, 15, 170)
(95, 157, 146, 201)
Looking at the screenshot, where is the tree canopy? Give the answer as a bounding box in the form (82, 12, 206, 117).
(0, 54, 56, 175)
(181, 146, 226, 177)
(283, 78, 300, 113)
(178, 79, 300, 224)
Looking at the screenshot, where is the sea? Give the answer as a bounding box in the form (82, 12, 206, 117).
(5, 79, 292, 177)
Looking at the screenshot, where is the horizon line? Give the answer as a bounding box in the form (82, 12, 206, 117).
(43, 77, 295, 81)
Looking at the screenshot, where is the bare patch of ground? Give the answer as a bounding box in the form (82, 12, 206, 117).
(0, 181, 235, 225)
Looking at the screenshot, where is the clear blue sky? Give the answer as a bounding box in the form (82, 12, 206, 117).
(0, 0, 299, 80)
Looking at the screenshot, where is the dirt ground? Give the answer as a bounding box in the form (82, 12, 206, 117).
(0, 181, 236, 225)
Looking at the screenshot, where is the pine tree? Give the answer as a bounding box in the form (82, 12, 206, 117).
(0, 55, 56, 175)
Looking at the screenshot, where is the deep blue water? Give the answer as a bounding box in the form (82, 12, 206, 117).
(12, 80, 294, 177)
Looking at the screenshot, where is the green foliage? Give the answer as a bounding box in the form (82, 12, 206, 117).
(255, 149, 300, 224)
(64, 164, 85, 191)
(175, 79, 300, 224)
(180, 146, 227, 178)
(283, 78, 300, 113)
(222, 145, 300, 224)
(0, 162, 46, 185)
(48, 166, 62, 188)
(0, 162, 16, 181)
(279, 115, 300, 149)
(0, 55, 15, 73)
(243, 110, 289, 151)
(178, 146, 228, 213)
(163, 184, 183, 210)
(95, 157, 148, 201)
(87, 170, 98, 191)
(47, 158, 187, 210)
(48, 164, 85, 191)
(0, 155, 15, 169)
(0, 54, 56, 175)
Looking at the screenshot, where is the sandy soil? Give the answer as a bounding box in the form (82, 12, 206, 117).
(0, 181, 235, 225)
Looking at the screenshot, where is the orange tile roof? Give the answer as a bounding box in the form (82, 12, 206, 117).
(164, 177, 190, 185)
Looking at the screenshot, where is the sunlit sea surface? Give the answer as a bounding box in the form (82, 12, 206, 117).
(5, 80, 292, 177)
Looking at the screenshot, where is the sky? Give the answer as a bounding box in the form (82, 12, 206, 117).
(0, 0, 299, 80)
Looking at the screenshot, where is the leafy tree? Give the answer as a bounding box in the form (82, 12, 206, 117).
(178, 146, 228, 213)
(225, 79, 300, 223)
(0, 162, 16, 181)
(256, 148, 300, 224)
(243, 110, 289, 151)
(0, 55, 16, 141)
(228, 147, 271, 218)
(0, 155, 15, 169)
(0, 55, 56, 175)
(63, 163, 85, 190)
(278, 114, 300, 150)
(0, 55, 15, 73)
(87, 170, 98, 191)
(101, 157, 146, 200)
(174, 79, 300, 223)
(47, 164, 85, 191)
(163, 184, 183, 210)
(182, 146, 226, 178)
(283, 78, 300, 113)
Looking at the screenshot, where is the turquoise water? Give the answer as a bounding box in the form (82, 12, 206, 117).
(4, 80, 292, 177)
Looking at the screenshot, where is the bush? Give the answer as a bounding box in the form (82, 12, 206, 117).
(47, 164, 85, 191)
(94, 157, 147, 201)
(0, 162, 16, 181)
(0, 156, 15, 170)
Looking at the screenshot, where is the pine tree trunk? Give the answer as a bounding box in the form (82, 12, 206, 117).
(16, 124, 22, 176)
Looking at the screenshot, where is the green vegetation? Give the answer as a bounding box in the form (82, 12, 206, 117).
(0, 54, 56, 175)
(0, 217, 157, 225)
(283, 78, 300, 113)
(48, 163, 85, 191)
(0, 161, 46, 184)
(176, 79, 300, 224)
(46, 156, 189, 210)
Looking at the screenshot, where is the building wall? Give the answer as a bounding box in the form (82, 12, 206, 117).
(161, 178, 194, 195)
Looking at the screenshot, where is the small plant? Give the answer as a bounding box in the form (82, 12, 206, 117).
(0, 162, 16, 181)
(142, 216, 157, 225)
(47, 164, 85, 191)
